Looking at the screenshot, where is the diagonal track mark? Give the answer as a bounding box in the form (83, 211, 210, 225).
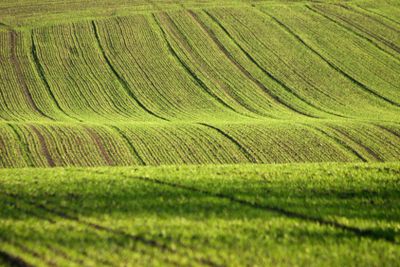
(31, 32, 83, 122)
(9, 31, 54, 121)
(0, 249, 33, 267)
(188, 10, 315, 119)
(152, 14, 248, 117)
(260, 8, 400, 108)
(29, 125, 55, 167)
(2, 190, 221, 267)
(131, 175, 398, 244)
(204, 10, 346, 118)
(109, 125, 146, 165)
(91, 20, 168, 122)
(84, 127, 114, 166)
(309, 5, 400, 61)
(198, 122, 257, 163)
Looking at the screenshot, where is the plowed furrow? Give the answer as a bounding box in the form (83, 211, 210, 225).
(10, 31, 52, 120)
(29, 125, 55, 167)
(189, 10, 314, 118)
(268, 9, 400, 108)
(91, 21, 167, 121)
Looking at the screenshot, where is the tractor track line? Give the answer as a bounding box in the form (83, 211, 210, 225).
(372, 124, 400, 139)
(307, 4, 400, 64)
(198, 123, 257, 163)
(151, 13, 244, 117)
(205, 10, 346, 119)
(0, 249, 33, 267)
(29, 125, 55, 167)
(6, 123, 35, 167)
(3, 191, 220, 267)
(10, 31, 54, 121)
(300, 123, 367, 162)
(109, 125, 146, 165)
(132, 175, 398, 244)
(327, 125, 383, 162)
(91, 21, 168, 122)
(335, 4, 400, 33)
(263, 8, 400, 108)
(3, 193, 183, 267)
(354, 5, 400, 27)
(84, 127, 113, 166)
(310, 5, 400, 58)
(188, 10, 315, 119)
(1, 195, 124, 267)
(1, 237, 58, 267)
(31, 32, 83, 122)
(154, 12, 258, 119)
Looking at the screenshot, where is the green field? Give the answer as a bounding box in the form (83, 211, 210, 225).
(1, 163, 400, 266)
(0, 0, 399, 265)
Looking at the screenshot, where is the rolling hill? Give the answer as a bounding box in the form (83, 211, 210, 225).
(0, 0, 399, 167)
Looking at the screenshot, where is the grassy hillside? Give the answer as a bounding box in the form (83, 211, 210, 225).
(0, 0, 399, 167)
(0, 163, 399, 266)
(1, 1, 399, 265)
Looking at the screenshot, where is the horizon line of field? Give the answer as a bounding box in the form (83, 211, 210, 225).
(1, 120, 400, 168)
(0, 3, 399, 122)
(0, 165, 399, 266)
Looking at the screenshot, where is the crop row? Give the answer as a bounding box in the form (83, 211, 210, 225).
(207, 7, 400, 120)
(1, 121, 399, 168)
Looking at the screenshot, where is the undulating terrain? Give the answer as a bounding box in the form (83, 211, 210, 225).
(0, 0, 399, 266)
(0, 0, 399, 167)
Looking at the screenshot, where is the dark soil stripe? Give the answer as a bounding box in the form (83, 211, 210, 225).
(189, 10, 316, 119)
(152, 13, 249, 118)
(0, 249, 33, 267)
(198, 122, 257, 163)
(6, 123, 35, 167)
(302, 123, 367, 162)
(91, 21, 168, 121)
(9, 31, 53, 120)
(311, 5, 400, 58)
(133, 175, 398, 244)
(263, 8, 400, 108)
(29, 125, 55, 167)
(30, 32, 82, 122)
(205, 10, 346, 118)
(336, 4, 400, 33)
(373, 124, 400, 139)
(84, 127, 113, 166)
(109, 125, 146, 165)
(327, 125, 383, 162)
(355, 5, 400, 26)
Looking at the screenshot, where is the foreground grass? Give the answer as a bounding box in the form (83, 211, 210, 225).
(0, 163, 399, 266)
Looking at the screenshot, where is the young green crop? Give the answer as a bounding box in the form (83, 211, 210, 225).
(0, 163, 399, 266)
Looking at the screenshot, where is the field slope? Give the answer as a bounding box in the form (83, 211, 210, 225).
(0, 0, 399, 167)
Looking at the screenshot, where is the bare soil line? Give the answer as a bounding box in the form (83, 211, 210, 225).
(29, 125, 55, 167)
(301, 123, 367, 162)
(9, 31, 53, 120)
(109, 125, 146, 165)
(205, 10, 346, 118)
(84, 127, 114, 166)
(312, 5, 400, 56)
(155, 12, 258, 118)
(189, 10, 316, 119)
(268, 8, 400, 108)
(198, 122, 257, 163)
(327, 125, 383, 162)
(0, 249, 33, 267)
(91, 21, 168, 122)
